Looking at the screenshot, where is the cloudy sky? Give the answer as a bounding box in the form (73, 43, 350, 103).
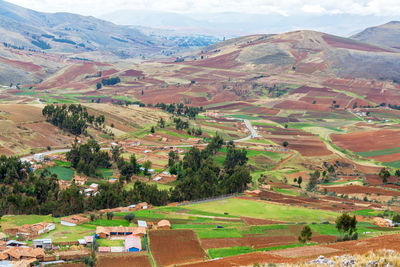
(6, 0, 400, 17)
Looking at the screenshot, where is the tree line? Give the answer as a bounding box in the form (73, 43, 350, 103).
(42, 104, 105, 135)
(154, 102, 202, 119)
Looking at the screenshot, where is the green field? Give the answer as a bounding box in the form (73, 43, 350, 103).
(356, 147, 400, 157)
(0, 215, 56, 228)
(186, 198, 339, 223)
(47, 166, 74, 181)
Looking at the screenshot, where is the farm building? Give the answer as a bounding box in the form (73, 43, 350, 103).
(84, 236, 93, 244)
(124, 235, 142, 252)
(157, 220, 171, 230)
(4, 223, 55, 239)
(0, 247, 45, 261)
(98, 247, 111, 253)
(58, 180, 71, 190)
(33, 153, 44, 162)
(6, 240, 26, 247)
(89, 183, 98, 191)
(374, 217, 393, 227)
(244, 189, 262, 197)
(33, 239, 52, 250)
(73, 176, 87, 186)
(96, 227, 146, 238)
(136, 202, 148, 210)
(61, 215, 89, 226)
(137, 220, 147, 228)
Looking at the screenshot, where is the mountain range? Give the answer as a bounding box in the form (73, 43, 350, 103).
(1, 0, 400, 85)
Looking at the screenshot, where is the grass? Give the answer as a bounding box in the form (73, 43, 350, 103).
(41, 223, 96, 242)
(356, 147, 400, 157)
(187, 198, 339, 223)
(224, 114, 260, 120)
(88, 219, 130, 227)
(0, 215, 55, 229)
(54, 160, 71, 167)
(47, 166, 74, 181)
(384, 161, 400, 168)
(195, 228, 242, 239)
(96, 239, 124, 247)
(351, 209, 385, 217)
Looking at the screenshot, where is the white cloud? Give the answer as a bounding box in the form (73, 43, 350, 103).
(5, 0, 400, 16)
(301, 5, 326, 14)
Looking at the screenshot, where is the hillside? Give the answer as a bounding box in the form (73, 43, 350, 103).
(351, 21, 400, 49)
(177, 30, 400, 80)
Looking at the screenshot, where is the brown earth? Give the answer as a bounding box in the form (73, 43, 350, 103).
(96, 253, 151, 267)
(331, 129, 400, 152)
(149, 229, 207, 266)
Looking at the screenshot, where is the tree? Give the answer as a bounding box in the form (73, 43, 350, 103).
(143, 160, 152, 176)
(298, 226, 312, 243)
(111, 145, 123, 162)
(379, 168, 390, 183)
(158, 118, 165, 128)
(124, 213, 135, 223)
(282, 141, 289, 147)
(395, 170, 400, 177)
(150, 126, 155, 134)
(106, 211, 114, 220)
(90, 213, 96, 221)
(96, 83, 102, 90)
(335, 213, 357, 240)
(297, 176, 303, 188)
(393, 214, 400, 224)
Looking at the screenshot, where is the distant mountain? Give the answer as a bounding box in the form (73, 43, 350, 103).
(0, 0, 217, 58)
(351, 21, 400, 49)
(180, 30, 400, 80)
(101, 10, 397, 37)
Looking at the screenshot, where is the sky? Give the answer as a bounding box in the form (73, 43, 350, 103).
(6, 0, 400, 17)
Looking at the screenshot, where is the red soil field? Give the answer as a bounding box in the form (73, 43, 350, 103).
(185, 234, 400, 266)
(274, 100, 332, 112)
(0, 56, 42, 72)
(322, 35, 393, 53)
(121, 69, 144, 77)
(37, 63, 97, 90)
(324, 185, 400, 197)
(201, 236, 298, 250)
(149, 230, 207, 266)
(331, 129, 400, 152)
(96, 253, 151, 267)
(181, 51, 241, 69)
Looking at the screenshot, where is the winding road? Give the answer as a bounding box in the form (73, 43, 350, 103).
(19, 119, 260, 161)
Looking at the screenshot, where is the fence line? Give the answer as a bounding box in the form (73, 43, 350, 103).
(177, 193, 237, 206)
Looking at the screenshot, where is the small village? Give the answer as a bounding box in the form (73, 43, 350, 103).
(0, 201, 174, 266)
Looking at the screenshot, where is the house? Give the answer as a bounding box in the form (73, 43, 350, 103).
(137, 221, 147, 228)
(58, 180, 71, 190)
(33, 153, 44, 162)
(124, 235, 141, 252)
(73, 176, 87, 186)
(157, 220, 171, 230)
(96, 227, 146, 239)
(84, 236, 94, 244)
(98, 247, 110, 253)
(108, 178, 117, 184)
(89, 183, 99, 191)
(78, 239, 86, 246)
(373, 217, 393, 227)
(61, 215, 90, 226)
(5, 223, 55, 239)
(33, 239, 52, 250)
(1, 247, 45, 261)
(244, 190, 262, 197)
(136, 202, 148, 210)
(6, 240, 26, 247)
(84, 188, 95, 196)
